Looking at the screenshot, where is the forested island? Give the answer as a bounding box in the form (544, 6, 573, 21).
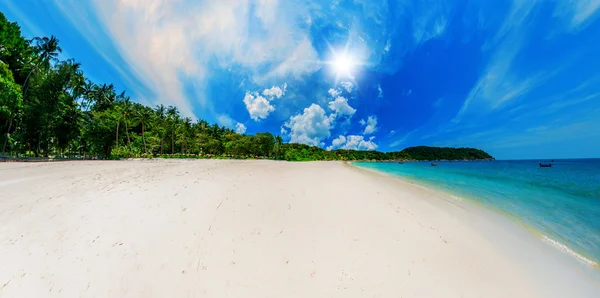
(0, 13, 493, 162)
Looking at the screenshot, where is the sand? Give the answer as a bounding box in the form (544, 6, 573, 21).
(0, 159, 598, 297)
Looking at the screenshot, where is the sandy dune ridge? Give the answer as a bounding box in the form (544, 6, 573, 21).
(0, 160, 598, 297)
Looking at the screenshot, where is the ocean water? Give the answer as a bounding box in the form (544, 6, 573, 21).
(353, 159, 600, 268)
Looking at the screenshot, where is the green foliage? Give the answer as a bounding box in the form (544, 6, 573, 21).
(278, 144, 493, 162)
(0, 11, 494, 162)
(395, 146, 493, 161)
(0, 61, 14, 81)
(0, 71, 22, 152)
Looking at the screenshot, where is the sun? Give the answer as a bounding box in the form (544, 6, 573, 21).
(332, 53, 356, 77)
(323, 41, 366, 84)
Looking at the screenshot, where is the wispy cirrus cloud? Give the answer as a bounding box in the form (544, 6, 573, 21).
(453, 0, 541, 124)
(554, 0, 600, 29)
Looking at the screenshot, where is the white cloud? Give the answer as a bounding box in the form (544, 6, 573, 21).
(341, 81, 354, 93)
(384, 39, 391, 52)
(328, 96, 356, 117)
(262, 83, 287, 99)
(282, 104, 334, 146)
(243, 83, 287, 121)
(377, 84, 383, 98)
(389, 129, 417, 148)
(328, 88, 341, 98)
(554, 0, 600, 30)
(243, 92, 275, 121)
(411, 2, 449, 45)
(359, 119, 366, 125)
(328, 135, 378, 151)
(362, 115, 378, 135)
(235, 122, 247, 134)
(217, 114, 235, 128)
(331, 135, 347, 148)
(453, 1, 549, 123)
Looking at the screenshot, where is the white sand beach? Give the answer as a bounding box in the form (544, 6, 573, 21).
(1, 160, 599, 297)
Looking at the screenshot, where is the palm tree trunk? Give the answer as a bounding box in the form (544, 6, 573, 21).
(160, 133, 165, 154)
(142, 123, 147, 153)
(22, 68, 35, 97)
(125, 120, 131, 148)
(171, 131, 174, 154)
(2, 118, 13, 153)
(115, 121, 120, 150)
(181, 136, 185, 154)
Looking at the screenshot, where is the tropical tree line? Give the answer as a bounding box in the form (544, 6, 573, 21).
(0, 12, 287, 159)
(279, 144, 493, 162)
(0, 12, 493, 162)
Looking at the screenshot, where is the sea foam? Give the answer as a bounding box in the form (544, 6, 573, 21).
(542, 235, 598, 268)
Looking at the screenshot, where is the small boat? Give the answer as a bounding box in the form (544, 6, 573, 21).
(431, 163, 438, 167)
(539, 163, 553, 168)
(398, 162, 404, 164)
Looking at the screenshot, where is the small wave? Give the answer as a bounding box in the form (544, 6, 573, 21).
(541, 235, 598, 268)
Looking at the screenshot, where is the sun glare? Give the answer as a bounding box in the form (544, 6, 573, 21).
(324, 40, 367, 84)
(332, 54, 355, 77)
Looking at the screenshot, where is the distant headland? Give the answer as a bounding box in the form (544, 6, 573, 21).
(280, 144, 494, 162)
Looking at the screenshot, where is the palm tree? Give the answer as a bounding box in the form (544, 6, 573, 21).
(113, 106, 122, 151)
(123, 99, 133, 149)
(134, 107, 153, 154)
(23, 36, 62, 96)
(36, 36, 62, 69)
(80, 79, 96, 111)
(112, 94, 132, 152)
(166, 106, 179, 154)
(198, 119, 208, 132)
(155, 104, 167, 154)
(181, 117, 192, 154)
(94, 83, 116, 111)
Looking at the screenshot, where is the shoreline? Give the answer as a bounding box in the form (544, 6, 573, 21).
(348, 161, 600, 271)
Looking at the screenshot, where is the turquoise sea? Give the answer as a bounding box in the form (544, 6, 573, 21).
(353, 159, 600, 268)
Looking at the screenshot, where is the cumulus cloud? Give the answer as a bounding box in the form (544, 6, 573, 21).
(328, 96, 356, 117)
(328, 88, 341, 98)
(282, 104, 334, 146)
(331, 135, 347, 148)
(341, 81, 354, 93)
(243, 83, 287, 121)
(243, 93, 275, 121)
(262, 83, 287, 99)
(361, 115, 378, 135)
(235, 122, 247, 134)
(377, 84, 383, 98)
(327, 135, 378, 151)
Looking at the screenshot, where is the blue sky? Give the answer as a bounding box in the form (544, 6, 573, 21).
(2, 0, 600, 159)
